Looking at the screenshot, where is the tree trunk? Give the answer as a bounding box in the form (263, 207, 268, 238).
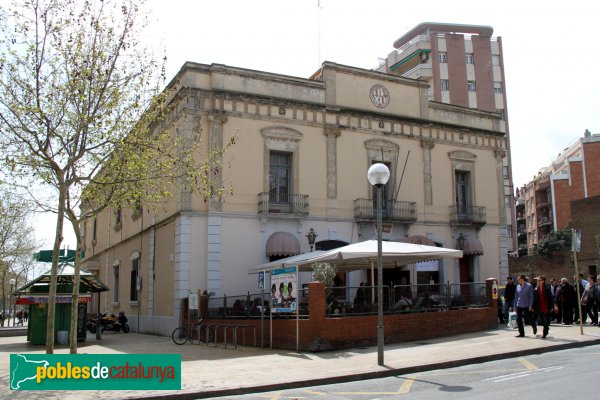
(46, 187, 66, 354)
(1, 269, 6, 327)
(68, 213, 82, 354)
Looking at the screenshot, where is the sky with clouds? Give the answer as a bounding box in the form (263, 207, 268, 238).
(35, 0, 600, 249)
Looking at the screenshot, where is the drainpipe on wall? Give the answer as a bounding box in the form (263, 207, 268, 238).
(550, 176, 558, 231)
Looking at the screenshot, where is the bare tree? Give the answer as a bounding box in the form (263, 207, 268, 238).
(0, 189, 37, 326)
(0, 0, 233, 353)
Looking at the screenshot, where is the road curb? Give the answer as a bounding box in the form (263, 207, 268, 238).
(129, 337, 600, 400)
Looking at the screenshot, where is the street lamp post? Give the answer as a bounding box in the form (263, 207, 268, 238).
(367, 163, 390, 366)
(9, 278, 15, 327)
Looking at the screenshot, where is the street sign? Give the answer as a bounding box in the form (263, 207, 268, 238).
(572, 229, 582, 252)
(258, 271, 265, 290)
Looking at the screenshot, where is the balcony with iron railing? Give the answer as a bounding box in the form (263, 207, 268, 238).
(353, 199, 417, 224)
(258, 192, 309, 216)
(536, 200, 552, 209)
(449, 205, 486, 227)
(537, 215, 553, 228)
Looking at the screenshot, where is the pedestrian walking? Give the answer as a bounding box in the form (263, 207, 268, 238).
(582, 276, 598, 325)
(574, 274, 588, 324)
(557, 278, 576, 325)
(503, 276, 516, 324)
(550, 278, 559, 321)
(515, 274, 535, 338)
(533, 275, 554, 338)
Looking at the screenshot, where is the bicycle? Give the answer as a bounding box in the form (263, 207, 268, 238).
(171, 320, 214, 345)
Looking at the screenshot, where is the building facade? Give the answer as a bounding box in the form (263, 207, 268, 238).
(515, 130, 600, 256)
(81, 59, 509, 336)
(376, 22, 514, 266)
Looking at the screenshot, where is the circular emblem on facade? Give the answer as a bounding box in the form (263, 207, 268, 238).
(369, 84, 390, 108)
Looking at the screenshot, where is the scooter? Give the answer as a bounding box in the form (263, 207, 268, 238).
(117, 311, 130, 333)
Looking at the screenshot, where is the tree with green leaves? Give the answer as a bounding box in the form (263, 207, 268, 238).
(311, 262, 336, 287)
(534, 228, 573, 259)
(0, 0, 233, 353)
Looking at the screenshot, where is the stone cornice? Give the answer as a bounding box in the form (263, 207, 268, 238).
(179, 88, 506, 154)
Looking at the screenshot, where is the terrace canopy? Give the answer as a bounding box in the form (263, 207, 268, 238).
(249, 240, 462, 273)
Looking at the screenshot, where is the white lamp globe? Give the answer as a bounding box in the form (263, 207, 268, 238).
(367, 163, 390, 186)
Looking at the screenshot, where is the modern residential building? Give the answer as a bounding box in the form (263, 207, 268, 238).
(376, 22, 514, 267)
(515, 129, 600, 255)
(80, 27, 512, 336)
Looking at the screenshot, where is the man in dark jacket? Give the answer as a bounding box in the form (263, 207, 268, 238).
(503, 276, 516, 324)
(533, 275, 554, 338)
(557, 278, 576, 325)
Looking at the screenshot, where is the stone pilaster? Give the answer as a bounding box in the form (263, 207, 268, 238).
(421, 139, 435, 205)
(494, 149, 507, 223)
(208, 114, 228, 212)
(324, 126, 341, 199)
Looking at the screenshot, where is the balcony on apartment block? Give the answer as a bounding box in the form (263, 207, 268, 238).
(536, 199, 552, 209)
(449, 205, 487, 227)
(258, 192, 309, 216)
(353, 199, 417, 224)
(537, 215, 553, 228)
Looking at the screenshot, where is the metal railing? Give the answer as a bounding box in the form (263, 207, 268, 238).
(449, 205, 486, 226)
(207, 288, 310, 319)
(354, 199, 417, 223)
(257, 192, 309, 215)
(402, 63, 433, 79)
(205, 283, 488, 320)
(206, 292, 269, 319)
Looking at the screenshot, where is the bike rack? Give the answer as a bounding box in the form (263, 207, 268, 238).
(194, 323, 257, 349)
(198, 322, 219, 346)
(213, 324, 227, 348)
(227, 324, 256, 349)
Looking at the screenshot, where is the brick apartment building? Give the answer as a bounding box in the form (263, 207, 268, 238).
(515, 130, 600, 266)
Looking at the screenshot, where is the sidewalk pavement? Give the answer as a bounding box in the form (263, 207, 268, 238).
(2, 322, 600, 400)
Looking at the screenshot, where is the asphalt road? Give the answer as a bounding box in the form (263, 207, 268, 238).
(216, 344, 600, 400)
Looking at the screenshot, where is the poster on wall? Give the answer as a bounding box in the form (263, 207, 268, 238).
(270, 266, 297, 313)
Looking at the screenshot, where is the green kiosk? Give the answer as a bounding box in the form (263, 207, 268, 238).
(14, 262, 108, 345)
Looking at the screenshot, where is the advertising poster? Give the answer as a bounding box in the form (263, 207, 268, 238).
(270, 267, 297, 313)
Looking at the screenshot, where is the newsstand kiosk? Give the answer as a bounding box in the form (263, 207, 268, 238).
(13, 263, 108, 345)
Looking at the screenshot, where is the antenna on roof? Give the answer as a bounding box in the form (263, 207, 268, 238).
(317, 0, 323, 66)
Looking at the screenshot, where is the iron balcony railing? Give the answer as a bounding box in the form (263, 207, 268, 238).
(353, 198, 417, 224)
(257, 192, 309, 216)
(449, 205, 486, 226)
(537, 216, 553, 228)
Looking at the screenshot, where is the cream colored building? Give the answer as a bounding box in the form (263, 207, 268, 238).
(81, 61, 508, 335)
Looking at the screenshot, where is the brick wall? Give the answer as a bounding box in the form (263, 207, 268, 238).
(552, 141, 600, 231)
(553, 178, 572, 230)
(509, 252, 573, 281)
(570, 195, 600, 271)
(583, 141, 600, 197)
(205, 281, 498, 352)
(554, 158, 584, 230)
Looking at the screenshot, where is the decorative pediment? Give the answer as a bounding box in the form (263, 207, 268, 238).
(261, 126, 303, 143)
(448, 150, 477, 162)
(364, 139, 399, 152)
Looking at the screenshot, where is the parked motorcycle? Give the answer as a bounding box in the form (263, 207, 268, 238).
(87, 311, 130, 333)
